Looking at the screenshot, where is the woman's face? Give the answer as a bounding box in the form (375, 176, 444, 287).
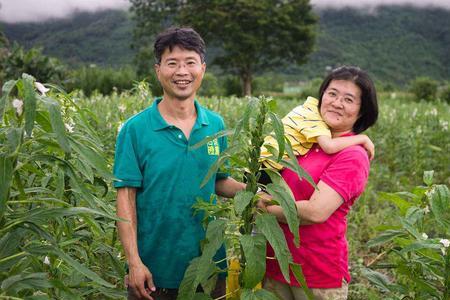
(320, 79, 362, 136)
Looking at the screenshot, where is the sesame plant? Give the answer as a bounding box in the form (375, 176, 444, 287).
(0, 74, 125, 299)
(363, 171, 450, 299)
(177, 96, 314, 300)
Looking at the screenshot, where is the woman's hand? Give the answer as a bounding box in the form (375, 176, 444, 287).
(256, 191, 273, 211)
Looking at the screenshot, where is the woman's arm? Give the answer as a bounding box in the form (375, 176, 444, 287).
(259, 180, 344, 224)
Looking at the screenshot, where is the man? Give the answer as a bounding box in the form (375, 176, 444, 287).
(114, 27, 244, 300)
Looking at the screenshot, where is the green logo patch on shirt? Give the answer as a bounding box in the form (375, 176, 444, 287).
(207, 138, 220, 155)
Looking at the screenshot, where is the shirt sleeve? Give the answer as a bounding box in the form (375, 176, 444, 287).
(216, 117, 230, 181)
(289, 97, 330, 142)
(113, 122, 143, 188)
(320, 147, 370, 204)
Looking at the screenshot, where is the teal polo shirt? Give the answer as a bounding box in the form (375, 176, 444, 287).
(113, 98, 228, 288)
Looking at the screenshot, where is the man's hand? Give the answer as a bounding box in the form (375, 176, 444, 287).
(127, 262, 156, 300)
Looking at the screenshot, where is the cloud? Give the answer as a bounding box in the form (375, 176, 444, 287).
(0, 0, 130, 23)
(1, 0, 449, 23)
(311, 0, 450, 10)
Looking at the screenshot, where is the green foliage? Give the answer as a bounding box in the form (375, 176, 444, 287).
(66, 65, 138, 96)
(410, 77, 438, 101)
(3, 7, 450, 88)
(364, 172, 450, 299)
(0, 43, 66, 85)
(177, 97, 313, 299)
(198, 72, 224, 97)
(1, 10, 135, 66)
(0, 75, 125, 298)
(439, 84, 450, 103)
(130, 0, 317, 95)
(296, 6, 450, 85)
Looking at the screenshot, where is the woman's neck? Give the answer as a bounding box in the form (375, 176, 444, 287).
(331, 129, 353, 138)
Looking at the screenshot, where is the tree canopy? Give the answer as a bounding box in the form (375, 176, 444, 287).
(130, 0, 317, 95)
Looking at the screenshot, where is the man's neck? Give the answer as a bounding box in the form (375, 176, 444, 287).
(158, 95, 197, 121)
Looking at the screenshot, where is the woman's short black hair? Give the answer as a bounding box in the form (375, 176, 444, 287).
(154, 27, 206, 64)
(318, 66, 378, 133)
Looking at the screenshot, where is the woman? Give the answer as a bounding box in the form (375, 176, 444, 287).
(259, 66, 378, 300)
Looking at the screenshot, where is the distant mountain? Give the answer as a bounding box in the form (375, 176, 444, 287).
(296, 6, 450, 84)
(2, 6, 449, 85)
(1, 10, 135, 66)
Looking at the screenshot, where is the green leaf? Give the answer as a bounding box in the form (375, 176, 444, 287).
(177, 257, 216, 300)
(28, 245, 115, 288)
(379, 192, 412, 216)
(1, 272, 52, 293)
(255, 214, 292, 283)
(266, 183, 300, 247)
(21, 73, 37, 137)
(193, 293, 213, 300)
(69, 136, 113, 179)
(280, 139, 315, 189)
(429, 184, 450, 232)
(232, 97, 258, 145)
(423, 170, 434, 186)
(361, 268, 392, 293)
(41, 97, 71, 153)
(11, 207, 122, 225)
(241, 288, 280, 300)
(189, 129, 233, 150)
(0, 153, 14, 218)
(290, 263, 314, 300)
(234, 190, 254, 216)
(6, 127, 22, 155)
(399, 240, 442, 253)
(367, 230, 406, 247)
(239, 234, 266, 288)
(0, 80, 17, 122)
(404, 206, 424, 225)
(200, 152, 231, 188)
(203, 219, 226, 258)
(268, 112, 285, 162)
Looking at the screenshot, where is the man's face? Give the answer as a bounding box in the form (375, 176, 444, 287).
(155, 46, 205, 101)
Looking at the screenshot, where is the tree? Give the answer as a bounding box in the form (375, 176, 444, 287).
(130, 0, 317, 96)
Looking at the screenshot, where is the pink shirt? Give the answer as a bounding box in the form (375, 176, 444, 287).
(265, 142, 370, 288)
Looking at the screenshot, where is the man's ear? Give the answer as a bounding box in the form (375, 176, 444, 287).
(154, 64, 160, 79)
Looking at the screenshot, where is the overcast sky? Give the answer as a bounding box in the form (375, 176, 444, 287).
(1, 0, 450, 23)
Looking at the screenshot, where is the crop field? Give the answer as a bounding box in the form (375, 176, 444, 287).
(1, 78, 449, 299)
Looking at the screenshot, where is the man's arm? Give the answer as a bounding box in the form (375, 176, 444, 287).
(215, 177, 246, 198)
(258, 181, 343, 225)
(317, 134, 374, 160)
(117, 187, 155, 300)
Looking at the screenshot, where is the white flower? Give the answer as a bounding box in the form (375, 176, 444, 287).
(35, 82, 50, 96)
(117, 252, 121, 259)
(117, 122, 124, 133)
(440, 239, 450, 248)
(65, 123, 74, 133)
(422, 233, 428, 240)
(12, 98, 24, 116)
(43, 256, 50, 265)
(118, 104, 126, 113)
(423, 206, 430, 214)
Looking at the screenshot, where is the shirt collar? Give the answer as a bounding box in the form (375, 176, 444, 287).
(150, 97, 209, 131)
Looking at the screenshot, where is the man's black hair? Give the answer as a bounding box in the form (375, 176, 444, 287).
(154, 27, 206, 64)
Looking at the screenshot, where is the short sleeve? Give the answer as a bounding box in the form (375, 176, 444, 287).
(216, 118, 229, 181)
(284, 97, 330, 143)
(320, 147, 370, 204)
(113, 123, 143, 188)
